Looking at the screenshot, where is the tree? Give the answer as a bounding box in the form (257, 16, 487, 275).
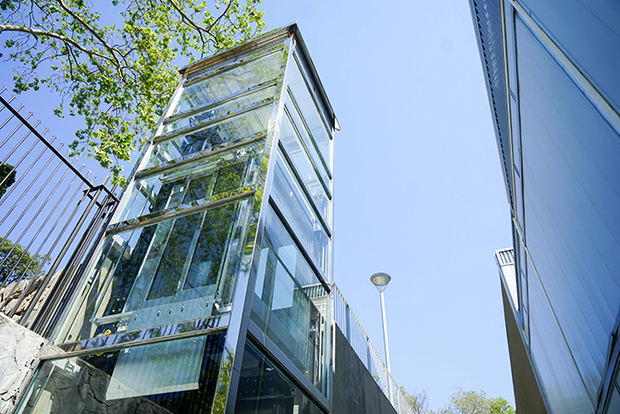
(402, 388, 515, 414)
(0, 163, 16, 198)
(0, 0, 265, 185)
(487, 397, 515, 414)
(0, 237, 48, 285)
(445, 389, 515, 414)
(402, 388, 430, 414)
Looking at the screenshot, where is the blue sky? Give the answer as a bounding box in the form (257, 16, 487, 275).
(0, 0, 514, 409)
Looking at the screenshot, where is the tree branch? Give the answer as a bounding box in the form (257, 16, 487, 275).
(0, 24, 112, 69)
(165, 0, 209, 48)
(55, 0, 128, 80)
(207, 0, 233, 34)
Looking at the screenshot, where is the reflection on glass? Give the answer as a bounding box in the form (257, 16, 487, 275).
(251, 204, 328, 393)
(279, 111, 330, 223)
(271, 151, 328, 274)
(285, 95, 330, 188)
(117, 144, 261, 224)
(286, 55, 331, 169)
(146, 106, 271, 169)
(162, 86, 275, 135)
(528, 270, 594, 413)
(16, 334, 226, 414)
(172, 50, 285, 116)
(235, 341, 323, 414)
(59, 201, 241, 342)
(518, 0, 620, 110)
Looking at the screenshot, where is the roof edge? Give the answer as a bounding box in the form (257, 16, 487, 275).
(178, 23, 339, 131)
(289, 23, 340, 131)
(178, 25, 293, 77)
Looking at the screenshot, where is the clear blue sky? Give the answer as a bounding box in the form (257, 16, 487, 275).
(0, 0, 514, 409)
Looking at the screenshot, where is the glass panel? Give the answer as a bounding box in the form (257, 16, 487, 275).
(528, 271, 594, 413)
(171, 50, 285, 117)
(162, 86, 275, 135)
(605, 384, 620, 414)
(514, 165, 524, 230)
(235, 341, 324, 414)
(505, 6, 518, 94)
(251, 207, 328, 392)
(271, 151, 329, 274)
(287, 56, 331, 170)
(146, 213, 204, 300)
(285, 95, 330, 188)
(186, 42, 285, 82)
(184, 202, 238, 290)
(58, 201, 241, 343)
(16, 334, 226, 414)
(519, 0, 620, 109)
(517, 16, 620, 406)
(116, 143, 261, 224)
(279, 110, 330, 224)
(510, 94, 521, 175)
(145, 106, 271, 170)
(251, 204, 328, 393)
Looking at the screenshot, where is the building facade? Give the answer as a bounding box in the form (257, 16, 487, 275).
(470, 1, 620, 413)
(11, 25, 412, 414)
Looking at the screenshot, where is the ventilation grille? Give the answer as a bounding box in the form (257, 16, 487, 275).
(472, 0, 514, 209)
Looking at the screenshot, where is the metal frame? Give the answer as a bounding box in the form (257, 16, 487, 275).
(0, 93, 119, 336)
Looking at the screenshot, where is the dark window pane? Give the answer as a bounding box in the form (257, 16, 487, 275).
(235, 341, 324, 414)
(184, 175, 213, 204)
(185, 203, 238, 290)
(148, 214, 203, 300)
(101, 225, 157, 318)
(213, 162, 246, 195)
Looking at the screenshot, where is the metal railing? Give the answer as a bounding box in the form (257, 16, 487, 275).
(0, 88, 118, 337)
(331, 283, 414, 414)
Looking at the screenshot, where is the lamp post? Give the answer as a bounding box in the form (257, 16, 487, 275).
(370, 272, 393, 401)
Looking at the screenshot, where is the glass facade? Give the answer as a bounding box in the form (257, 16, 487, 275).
(15, 24, 417, 414)
(473, 1, 620, 413)
(18, 333, 226, 414)
(14, 25, 352, 414)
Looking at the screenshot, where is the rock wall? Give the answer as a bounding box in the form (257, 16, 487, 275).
(0, 272, 60, 327)
(0, 313, 47, 414)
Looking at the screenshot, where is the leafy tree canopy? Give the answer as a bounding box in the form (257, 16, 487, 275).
(0, 163, 16, 198)
(403, 388, 515, 414)
(0, 236, 48, 286)
(402, 388, 430, 414)
(0, 0, 265, 185)
(444, 389, 515, 414)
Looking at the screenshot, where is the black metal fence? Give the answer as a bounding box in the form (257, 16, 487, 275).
(0, 88, 118, 337)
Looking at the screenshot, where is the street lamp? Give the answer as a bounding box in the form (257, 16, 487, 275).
(370, 272, 393, 400)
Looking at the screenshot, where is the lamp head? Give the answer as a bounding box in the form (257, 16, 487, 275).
(370, 272, 391, 291)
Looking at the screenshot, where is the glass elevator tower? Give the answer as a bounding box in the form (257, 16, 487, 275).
(16, 24, 338, 414)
